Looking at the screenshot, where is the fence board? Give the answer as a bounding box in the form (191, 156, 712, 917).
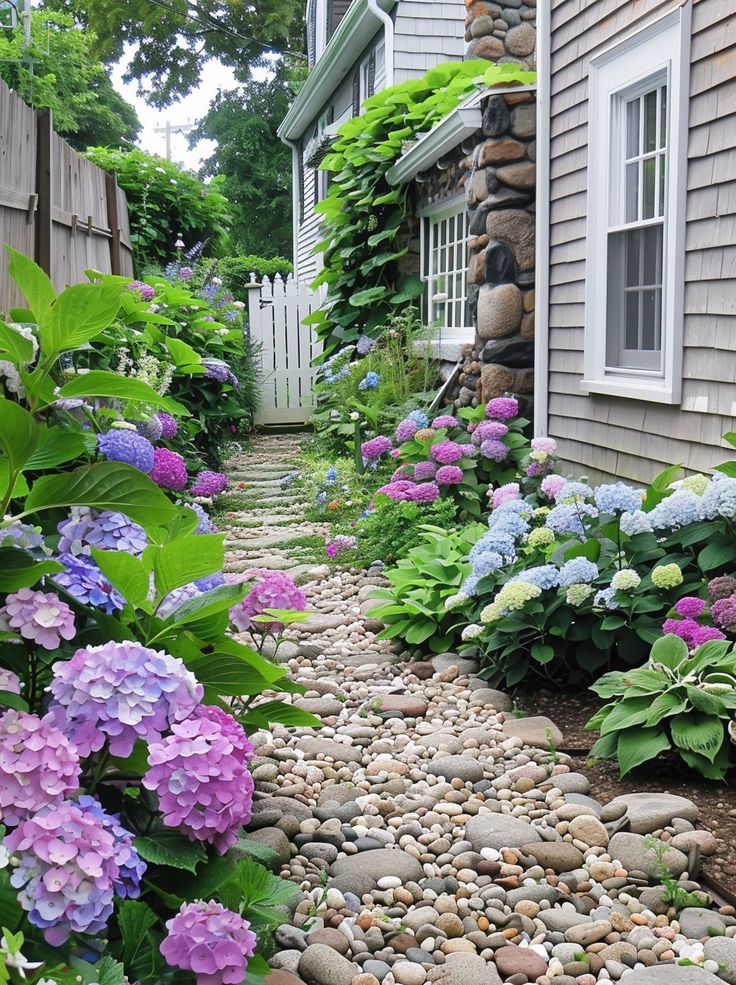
(0, 78, 133, 312)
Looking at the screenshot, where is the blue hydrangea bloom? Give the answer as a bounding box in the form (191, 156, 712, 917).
(194, 572, 226, 592)
(356, 335, 375, 355)
(472, 551, 504, 578)
(358, 371, 380, 391)
(594, 586, 619, 610)
(545, 504, 588, 538)
(461, 575, 480, 597)
(407, 410, 429, 428)
(701, 474, 736, 521)
(556, 480, 594, 503)
(316, 491, 327, 508)
(619, 510, 654, 536)
(470, 531, 516, 561)
(183, 502, 216, 534)
(57, 508, 146, 557)
(0, 521, 46, 553)
(558, 557, 599, 587)
(509, 565, 560, 590)
(97, 429, 154, 473)
(648, 490, 704, 530)
(594, 482, 643, 515)
(53, 553, 125, 613)
(487, 511, 529, 540)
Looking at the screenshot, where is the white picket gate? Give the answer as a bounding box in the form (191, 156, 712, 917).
(246, 274, 325, 426)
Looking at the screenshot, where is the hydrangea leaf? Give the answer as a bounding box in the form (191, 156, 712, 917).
(58, 371, 188, 416)
(5, 247, 56, 322)
(134, 829, 206, 873)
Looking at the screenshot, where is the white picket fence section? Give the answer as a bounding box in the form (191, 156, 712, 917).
(246, 274, 325, 426)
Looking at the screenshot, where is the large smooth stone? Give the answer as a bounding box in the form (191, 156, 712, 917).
(603, 793, 698, 833)
(704, 937, 736, 984)
(426, 755, 485, 784)
(466, 814, 541, 851)
(522, 842, 584, 872)
(298, 738, 363, 763)
(608, 832, 688, 878)
(621, 967, 722, 984)
(298, 944, 358, 985)
(501, 715, 563, 748)
(330, 849, 424, 889)
(433, 952, 502, 985)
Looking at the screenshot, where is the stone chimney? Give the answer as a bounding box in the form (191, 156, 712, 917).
(465, 1, 537, 70)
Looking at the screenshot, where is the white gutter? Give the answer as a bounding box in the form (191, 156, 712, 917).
(278, 0, 396, 142)
(288, 142, 301, 280)
(533, 7, 551, 437)
(386, 84, 537, 186)
(367, 0, 394, 87)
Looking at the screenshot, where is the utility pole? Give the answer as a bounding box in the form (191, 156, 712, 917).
(153, 120, 195, 161)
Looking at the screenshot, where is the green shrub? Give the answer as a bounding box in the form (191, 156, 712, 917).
(351, 497, 458, 566)
(219, 255, 294, 297)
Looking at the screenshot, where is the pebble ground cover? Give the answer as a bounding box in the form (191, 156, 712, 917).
(221, 433, 736, 985)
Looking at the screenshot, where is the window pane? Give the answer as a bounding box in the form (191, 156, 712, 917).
(626, 98, 640, 158)
(643, 224, 662, 286)
(641, 289, 658, 349)
(626, 226, 641, 284)
(625, 292, 640, 350)
(644, 89, 658, 153)
(643, 157, 656, 219)
(625, 163, 639, 222)
(607, 227, 663, 369)
(658, 153, 666, 216)
(659, 85, 667, 147)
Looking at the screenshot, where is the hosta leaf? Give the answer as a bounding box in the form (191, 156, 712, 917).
(644, 690, 689, 726)
(670, 712, 725, 762)
(599, 695, 653, 736)
(617, 727, 671, 776)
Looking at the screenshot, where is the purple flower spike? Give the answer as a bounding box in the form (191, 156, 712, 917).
(161, 901, 257, 985)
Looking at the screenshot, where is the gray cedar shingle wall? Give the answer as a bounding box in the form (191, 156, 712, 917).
(394, 1, 466, 82)
(546, 0, 736, 483)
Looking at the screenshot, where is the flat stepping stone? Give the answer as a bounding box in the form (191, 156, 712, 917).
(501, 715, 563, 748)
(602, 792, 698, 834)
(339, 651, 401, 667)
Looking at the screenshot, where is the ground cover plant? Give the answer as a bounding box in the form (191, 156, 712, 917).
(0, 248, 317, 985)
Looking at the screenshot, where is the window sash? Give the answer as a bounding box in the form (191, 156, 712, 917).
(421, 200, 470, 336)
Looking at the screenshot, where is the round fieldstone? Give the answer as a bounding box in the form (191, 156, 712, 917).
(477, 283, 523, 339)
(481, 94, 511, 137)
(426, 755, 484, 784)
(496, 161, 535, 190)
(607, 832, 688, 878)
(465, 814, 541, 851)
(522, 842, 583, 872)
(468, 687, 512, 711)
(479, 139, 526, 166)
(604, 793, 698, 833)
(510, 104, 536, 139)
(485, 209, 535, 270)
(480, 363, 515, 400)
(307, 929, 350, 956)
(299, 945, 358, 985)
(434, 952, 502, 985)
(494, 945, 547, 980)
(505, 22, 536, 56)
(621, 968, 723, 984)
(331, 849, 424, 887)
(467, 36, 505, 60)
(568, 815, 609, 848)
(501, 715, 563, 748)
(470, 14, 496, 37)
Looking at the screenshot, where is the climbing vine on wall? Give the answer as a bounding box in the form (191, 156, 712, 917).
(307, 60, 536, 357)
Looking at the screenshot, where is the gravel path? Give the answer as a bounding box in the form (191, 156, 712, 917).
(224, 434, 736, 985)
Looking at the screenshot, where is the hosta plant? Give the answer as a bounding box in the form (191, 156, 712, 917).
(586, 634, 736, 779)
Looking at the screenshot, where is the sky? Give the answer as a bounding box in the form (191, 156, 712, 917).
(110, 58, 239, 172)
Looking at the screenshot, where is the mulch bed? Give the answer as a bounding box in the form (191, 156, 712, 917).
(516, 686, 736, 885)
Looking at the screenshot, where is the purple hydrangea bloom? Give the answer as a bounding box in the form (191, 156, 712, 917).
(711, 596, 736, 633)
(185, 501, 216, 534)
(674, 596, 707, 619)
(134, 415, 163, 442)
(396, 419, 418, 443)
(662, 618, 726, 649)
(430, 441, 465, 465)
(708, 576, 736, 601)
(127, 281, 156, 301)
(48, 641, 203, 758)
(413, 461, 437, 481)
(157, 411, 178, 439)
(202, 360, 229, 383)
(356, 335, 375, 355)
(151, 448, 188, 490)
(179, 266, 193, 281)
(435, 465, 464, 485)
(2, 588, 76, 650)
(375, 479, 416, 501)
(409, 482, 440, 503)
(143, 712, 255, 853)
(0, 520, 46, 553)
(485, 397, 519, 420)
(52, 553, 125, 614)
(229, 570, 306, 633)
(480, 439, 508, 462)
(57, 507, 146, 557)
(190, 471, 229, 498)
(361, 435, 393, 460)
(431, 415, 458, 429)
(158, 582, 202, 619)
(161, 900, 257, 985)
(472, 420, 509, 445)
(0, 709, 81, 826)
(6, 799, 143, 945)
(195, 572, 226, 592)
(76, 796, 146, 899)
(97, 429, 154, 473)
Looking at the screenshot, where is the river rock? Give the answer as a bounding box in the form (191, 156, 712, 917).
(434, 952, 502, 985)
(677, 907, 725, 939)
(299, 944, 358, 985)
(426, 755, 484, 784)
(501, 715, 563, 747)
(466, 814, 541, 851)
(299, 738, 363, 764)
(704, 936, 736, 984)
(607, 832, 688, 878)
(621, 967, 723, 984)
(493, 945, 547, 980)
(522, 842, 583, 872)
(604, 793, 698, 834)
(331, 849, 424, 889)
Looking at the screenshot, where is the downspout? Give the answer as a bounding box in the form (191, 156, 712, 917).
(367, 0, 394, 86)
(278, 136, 301, 282)
(533, 5, 551, 437)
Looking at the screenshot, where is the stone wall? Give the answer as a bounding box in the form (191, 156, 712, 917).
(465, 0, 537, 68)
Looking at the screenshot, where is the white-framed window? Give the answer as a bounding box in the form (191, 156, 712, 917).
(583, 4, 691, 404)
(360, 39, 385, 103)
(420, 196, 471, 340)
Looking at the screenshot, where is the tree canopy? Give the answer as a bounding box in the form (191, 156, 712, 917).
(193, 70, 293, 258)
(43, 0, 306, 104)
(0, 10, 140, 150)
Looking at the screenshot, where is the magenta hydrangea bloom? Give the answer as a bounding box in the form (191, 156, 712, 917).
(395, 419, 418, 443)
(127, 280, 156, 301)
(376, 479, 416, 501)
(431, 415, 458, 429)
(413, 461, 437, 481)
(472, 420, 509, 445)
(480, 439, 508, 462)
(157, 411, 178, 439)
(2, 588, 76, 650)
(97, 429, 154, 472)
(0, 709, 81, 826)
(711, 596, 736, 633)
(493, 483, 521, 509)
(229, 570, 306, 633)
(191, 471, 229, 498)
(6, 799, 144, 945)
(143, 714, 255, 852)
(674, 597, 706, 619)
(541, 474, 567, 499)
(161, 901, 257, 985)
(361, 435, 393, 460)
(662, 618, 726, 649)
(486, 396, 519, 420)
(48, 641, 203, 758)
(410, 482, 440, 503)
(150, 447, 188, 490)
(430, 441, 464, 465)
(435, 465, 464, 485)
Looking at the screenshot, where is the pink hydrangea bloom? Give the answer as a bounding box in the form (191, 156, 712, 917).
(229, 570, 306, 633)
(471, 420, 509, 445)
(485, 396, 518, 420)
(413, 461, 437, 481)
(376, 479, 416, 500)
(711, 596, 736, 633)
(49, 641, 203, 758)
(395, 419, 418, 443)
(0, 668, 20, 694)
(410, 482, 440, 503)
(531, 436, 557, 454)
(431, 415, 458, 429)
(435, 465, 464, 485)
(430, 441, 464, 465)
(493, 483, 521, 509)
(150, 448, 188, 490)
(190, 471, 229, 498)
(674, 597, 706, 619)
(662, 617, 726, 649)
(193, 705, 255, 762)
(6, 799, 143, 945)
(0, 709, 81, 826)
(361, 436, 392, 460)
(2, 588, 76, 650)
(144, 714, 255, 852)
(480, 439, 508, 462)
(541, 474, 567, 499)
(161, 901, 257, 985)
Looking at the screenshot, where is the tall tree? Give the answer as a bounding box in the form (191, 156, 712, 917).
(193, 71, 292, 258)
(43, 0, 306, 105)
(0, 11, 140, 149)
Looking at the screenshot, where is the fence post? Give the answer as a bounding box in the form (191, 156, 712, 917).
(35, 108, 53, 276)
(105, 172, 122, 276)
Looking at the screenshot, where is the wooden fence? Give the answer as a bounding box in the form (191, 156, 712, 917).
(0, 79, 134, 312)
